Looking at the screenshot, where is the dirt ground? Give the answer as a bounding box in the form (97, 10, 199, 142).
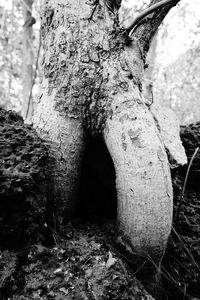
(0, 219, 154, 300)
(1, 110, 200, 300)
(0, 108, 48, 249)
(1, 186, 200, 300)
(162, 123, 200, 300)
(162, 189, 200, 300)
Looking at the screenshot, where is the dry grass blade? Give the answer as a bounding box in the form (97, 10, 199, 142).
(108, 244, 190, 297)
(175, 146, 199, 223)
(171, 226, 200, 273)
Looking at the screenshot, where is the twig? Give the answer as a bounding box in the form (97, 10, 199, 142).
(175, 147, 199, 223)
(172, 226, 200, 272)
(126, 0, 179, 35)
(108, 243, 190, 296)
(21, 0, 33, 14)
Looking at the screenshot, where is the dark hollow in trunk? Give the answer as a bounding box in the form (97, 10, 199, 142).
(77, 133, 117, 220)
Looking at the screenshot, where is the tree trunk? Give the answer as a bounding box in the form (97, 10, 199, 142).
(34, 91, 85, 223)
(33, 0, 183, 267)
(22, 0, 34, 123)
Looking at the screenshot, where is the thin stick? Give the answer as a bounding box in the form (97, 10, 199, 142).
(172, 226, 200, 272)
(175, 147, 199, 222)
(126, 0, 179, 34)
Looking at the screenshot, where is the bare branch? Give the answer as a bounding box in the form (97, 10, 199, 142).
(105, 0, 122, 11)
(126, 0, 179, 34)
(129, 0, 181, 60)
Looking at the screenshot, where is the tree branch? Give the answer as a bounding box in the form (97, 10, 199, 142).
(129, 0, 181, 60)
(105, 0, 122, 11)
(126, 0, 179, 34)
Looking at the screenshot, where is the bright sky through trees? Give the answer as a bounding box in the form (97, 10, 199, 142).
(2, 0, 200, 67)
(122, 0, 200, 67)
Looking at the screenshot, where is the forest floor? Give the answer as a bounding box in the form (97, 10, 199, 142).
(0, 218, 155, 300)
(1, 108, 200, 299)
(1, 185, 200, 300)
(162, 188, 200, 300)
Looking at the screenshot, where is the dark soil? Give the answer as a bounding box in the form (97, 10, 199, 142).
(0, 111, 154, 300)
(0, 108, 48, 249)
(0, 220, 154, 300)
(162, 188, 200, 300)
(1, 111, 200, 300)
(162, 123, 200, 300)
(180, 123, 200, 191)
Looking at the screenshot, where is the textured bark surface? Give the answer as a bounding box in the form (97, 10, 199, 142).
(104, 95, 173, 264)
(142, 32, 187, 169)
(151, 103, 187, 168)
(33, 88, 85, 223)
(33, 0, 181, 267)
(33, 0, 128, 221)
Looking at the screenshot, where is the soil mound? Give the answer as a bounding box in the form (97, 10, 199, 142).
(0, 108, 48, 249)
(162, 122, 200, 300)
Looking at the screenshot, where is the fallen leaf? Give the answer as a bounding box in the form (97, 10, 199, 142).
(54, 268, 62, 274)
(106, 251, 117, 269)
(59, 287, 69, 295)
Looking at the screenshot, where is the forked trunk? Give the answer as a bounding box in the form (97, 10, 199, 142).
(33, 0, 184, 267)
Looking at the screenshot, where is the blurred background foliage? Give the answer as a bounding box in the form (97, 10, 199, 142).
(0, 0, 41, 117)
(0, 0, 200, 125)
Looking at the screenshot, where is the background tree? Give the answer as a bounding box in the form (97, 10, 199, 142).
(0, 0, 41, 120)
(0, 0, 23, 112)
(22, 0, 35, 123)
(154, 0, 200, 124)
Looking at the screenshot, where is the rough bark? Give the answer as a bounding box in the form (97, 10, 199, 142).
(151, 103, 187, 168)
(103, 78, 173, 264)
(34, 88, 85, 223)
(142, 33, 187, 168)
(33, 0, 184, 269)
